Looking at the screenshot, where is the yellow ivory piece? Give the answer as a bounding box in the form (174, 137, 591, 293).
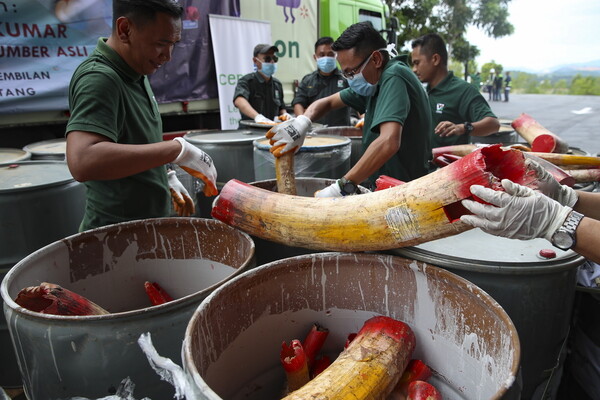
(276, 152, 297, 195)
(212, 145, 538, 252)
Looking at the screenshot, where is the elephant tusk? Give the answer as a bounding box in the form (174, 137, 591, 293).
(211, 144, 539, 252)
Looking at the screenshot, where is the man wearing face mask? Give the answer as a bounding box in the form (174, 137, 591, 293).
(292, 36, 354, 127)
(233, 43, 290, 124)
(267, 22, 432, 197)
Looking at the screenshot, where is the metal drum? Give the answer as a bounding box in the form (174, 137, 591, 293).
(0, 161, 85, 387)
(22, 138, 66, 160)
(311, 126, 363, 168)
(253, 135, 351, 181)
(248, 178, 369, 266)
(1, 218, 255, 399)
(471, 124, 518, 145)
(182, 129, 265, 184)
(0, 148, 31, 164)
(389, 228, 584, 400)
(183, 253, 521, 399)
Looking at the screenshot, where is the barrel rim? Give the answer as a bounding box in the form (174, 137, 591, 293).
(184, 252, 521, 400)
(390, 246, 584, 274)
(183, 129, 265, 144)
(0, 160, 76, 192)
(0, 217, 255, 322)
(22, 138, 67, 156)
(253, 134, 351, 152)
(0, 148, 32, 163)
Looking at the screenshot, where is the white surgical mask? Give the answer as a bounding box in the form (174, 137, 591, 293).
(317, 56, 337, 73)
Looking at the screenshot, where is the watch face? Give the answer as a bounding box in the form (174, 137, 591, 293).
(343, 182, 356, 194)
(552, 230, 574, 250)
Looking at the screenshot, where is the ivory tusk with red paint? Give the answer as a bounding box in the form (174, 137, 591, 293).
(511, 113, 569, 153)
(211, 145, 539, 252)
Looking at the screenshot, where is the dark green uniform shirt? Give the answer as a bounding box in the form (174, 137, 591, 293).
(428, 71, 497, 147)
(340, 55, 432, 185)
(233, 72, 284, 120)
(66, 38, 170, 232)
(292, 69, 351, 126)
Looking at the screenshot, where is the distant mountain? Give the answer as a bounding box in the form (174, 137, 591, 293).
(508, 60, 600, 76)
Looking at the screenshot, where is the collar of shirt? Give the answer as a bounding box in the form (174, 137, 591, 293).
(96, 37, 143, 83)
(428, 70, 454, 95)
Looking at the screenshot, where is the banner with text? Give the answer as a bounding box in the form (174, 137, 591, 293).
(0, 0, 112, 114)
(0, 0, 239, 115)
(209, 15, 271, 130)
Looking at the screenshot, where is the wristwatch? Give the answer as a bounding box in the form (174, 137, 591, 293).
(550, 210, 584, 250)
(338, 177, 358, 196)
(464, 122, 474, 134)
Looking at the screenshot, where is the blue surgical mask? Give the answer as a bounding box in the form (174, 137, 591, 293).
(317, 56, 337, 73)
(348, 71, 377, 96)
(260, 63, 277, 77)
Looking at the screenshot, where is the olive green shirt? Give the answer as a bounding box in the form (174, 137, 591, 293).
(233, 72, 285, 120)
(66, 38, 170, 232)
(340, 55, 432, 185)
(428, 72, 497, 147)
(292, 69, 352, 126)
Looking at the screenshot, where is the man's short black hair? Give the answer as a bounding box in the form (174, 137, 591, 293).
(411, 33, 448, 66)
(314, 36, 334, 52)
(332, 22, 387, 59)
(113, 0, 184, 30)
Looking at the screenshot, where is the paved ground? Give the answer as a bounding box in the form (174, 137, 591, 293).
(487, 93, 600, 156)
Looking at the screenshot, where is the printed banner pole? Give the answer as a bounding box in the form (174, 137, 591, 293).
(209, 14, 271, 130)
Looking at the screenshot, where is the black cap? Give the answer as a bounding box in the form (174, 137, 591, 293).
(253, 44, 278, 57)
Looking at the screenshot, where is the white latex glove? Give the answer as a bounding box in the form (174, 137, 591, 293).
(172, 137, 218, 196)
(315, 181, 344, 198)
(526, 158, 578, 207)
(275, 112, 293, 123)
(254, 114, 276, 124)
(460, 179, 572, 241)
(167, 170, 195, 217)
(265, 115, 311, 157)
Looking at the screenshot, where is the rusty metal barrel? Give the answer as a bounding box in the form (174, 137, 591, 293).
(183, 252, 521, 399)
(1, 218, 255, 399)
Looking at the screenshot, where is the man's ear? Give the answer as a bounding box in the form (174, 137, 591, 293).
(432, 53, 442, 67)
(115, 16, 131, 42)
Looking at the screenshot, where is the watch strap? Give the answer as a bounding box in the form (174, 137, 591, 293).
(552, 210, 584, 250)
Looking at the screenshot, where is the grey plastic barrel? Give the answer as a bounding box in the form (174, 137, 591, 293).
(182, 129, 265, 184)
(183, 252, 521, 399)
(0, 161, 85, 387)
(248, 178, 369, 266)
(22, 138, 66, 160)
(253, 135, 351, 180)
(311, 126, 363, 168)
(471, 124, 518, 145)
(389, 228, 584, 400)
(1, 218, 255, 399)
(0, 148, 31, 164)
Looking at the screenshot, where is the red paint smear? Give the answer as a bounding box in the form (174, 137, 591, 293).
(211, 179, 250, 224)
(442, 144, 529, 222)
(532, 135, 557, 153)
(357, 316, 415, 345)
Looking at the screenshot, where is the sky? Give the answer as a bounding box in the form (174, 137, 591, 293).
(465, 0, 600, 72)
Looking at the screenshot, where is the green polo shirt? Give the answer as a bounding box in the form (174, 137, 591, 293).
(340, 55, 432, 185)
(428, 72, 497, 147)
(66, 38, 170, 232)
(233, 72, 285, 120)
(292, 69, 351, 126)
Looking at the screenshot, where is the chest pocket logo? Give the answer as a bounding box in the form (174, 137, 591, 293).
(337, 79, 345, 88)
(436, 103, 445, 114)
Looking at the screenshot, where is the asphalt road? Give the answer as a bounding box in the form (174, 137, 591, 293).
(486, 93, 600, 156)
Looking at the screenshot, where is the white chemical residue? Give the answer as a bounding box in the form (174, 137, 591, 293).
(47, 326, 62, 382)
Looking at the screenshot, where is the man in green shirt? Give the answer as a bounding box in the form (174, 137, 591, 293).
(66, 0, 218, 231)
(267, 22, 432, 196)
(233, 44, 289, 124)
(411, 33, 499, 148)
(293, 36, 355, 127)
